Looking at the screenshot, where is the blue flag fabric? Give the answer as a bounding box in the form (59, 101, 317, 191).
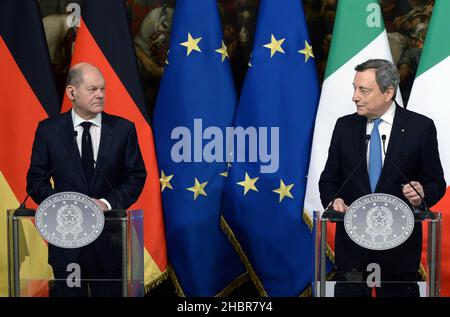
(152, 0, 246, 296)
(221, 0, 320, 296)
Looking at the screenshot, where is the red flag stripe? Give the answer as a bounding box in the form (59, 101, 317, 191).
(62, 19, 167, 270)
(423, 188, 450, 295)
(0, 36, 48, 208)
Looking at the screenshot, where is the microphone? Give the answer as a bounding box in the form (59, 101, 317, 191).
(20, 131, 78, 209)
(325, 134, 371, 212)
(381, 134, 429, 211)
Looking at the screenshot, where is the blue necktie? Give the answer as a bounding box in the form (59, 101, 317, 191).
(369, 118, 382, 192)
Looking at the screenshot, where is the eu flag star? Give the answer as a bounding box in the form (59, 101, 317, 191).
(180, 33, 202, 56)
(263, 34, 285, 58)
(220, 163, 232, 177)
(187, 178, 208, 200)
(215, 40, 229, 62)
(298, 40, 314, 62)
(273, 180, 294, 202)
(237, 172, 259, 195)
(220, 171, 228, 177)
(159, 170, 174, 192)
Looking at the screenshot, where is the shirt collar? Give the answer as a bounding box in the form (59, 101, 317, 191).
(368, 101, 396, 126)
(72, 109, 102, 128)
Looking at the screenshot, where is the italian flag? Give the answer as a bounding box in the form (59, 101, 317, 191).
(407, 0, 450, 296)
(304, 0, 401, 252)
(305, 0, 401, 222)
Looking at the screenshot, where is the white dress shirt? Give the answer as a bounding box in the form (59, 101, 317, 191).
(71, 109, 111, 210)
(366, 101, 396, 168)
(72, 109, 102, 162)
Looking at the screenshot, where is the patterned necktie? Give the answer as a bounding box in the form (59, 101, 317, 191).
(80, 121, 94, 184)
(369, 118, 382, 192)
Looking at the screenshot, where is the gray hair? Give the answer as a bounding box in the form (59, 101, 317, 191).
(66, 65, 84, 87)
(355, 59, 399, 100)
(66, 63, 103, 87)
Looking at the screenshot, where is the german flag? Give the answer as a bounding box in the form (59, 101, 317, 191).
(0, 0, 59, 296)
(61, 0, 167, 290)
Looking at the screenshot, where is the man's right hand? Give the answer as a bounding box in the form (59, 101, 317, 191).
(331, 198, 348, 212)
(92, 198, 108, 212)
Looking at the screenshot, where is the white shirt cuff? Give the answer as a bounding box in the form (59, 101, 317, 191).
(99, 198, 112, 210)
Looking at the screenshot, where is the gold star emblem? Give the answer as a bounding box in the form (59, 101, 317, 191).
(215, 40, 229, 62)
(237, 172, 259, 195)
(220, 163, 232, 177)
(159, 170, 173, 192)
(180, 33, 202, 56)
(273, 180, 294, 203)
(187, 177, 208, 200)
(298, 40, 314, 62)
(263, 34, 285, 58)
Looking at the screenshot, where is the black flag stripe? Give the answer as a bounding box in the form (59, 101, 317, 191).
(0, 0, 60, 116)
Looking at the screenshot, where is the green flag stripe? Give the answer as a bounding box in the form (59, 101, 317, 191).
(416, 0, 450, 77)
(324, 0, 384, 79)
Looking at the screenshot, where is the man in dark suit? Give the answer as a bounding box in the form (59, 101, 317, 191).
(319, 59, 445, 297)
(27, 63, 147, 296)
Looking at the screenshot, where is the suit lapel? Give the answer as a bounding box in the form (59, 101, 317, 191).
(59, 111, 89, 186)
(92, 112, 114, 187)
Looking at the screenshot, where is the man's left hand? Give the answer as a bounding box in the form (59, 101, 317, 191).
(402, 181, 424, 206)
(92, 198, 109, 212)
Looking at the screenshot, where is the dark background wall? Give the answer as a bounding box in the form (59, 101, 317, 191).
(39, 0, 435, 116)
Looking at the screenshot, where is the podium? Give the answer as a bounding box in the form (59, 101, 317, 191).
(7, 209, 144, 297)
(312, 210, 442, 297)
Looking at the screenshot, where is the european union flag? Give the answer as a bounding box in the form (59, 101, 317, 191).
(152, 0, 246, 296)
(221, 0, 320, 296)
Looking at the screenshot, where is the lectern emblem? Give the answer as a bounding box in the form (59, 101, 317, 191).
(56, 204, 84, 237)
(365, 205, 394, 238)
(344, 193, 414, 250)
(36, 192, 104, 248)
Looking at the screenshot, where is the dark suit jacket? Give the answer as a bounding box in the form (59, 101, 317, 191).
(319, 105, 445, 276)
(27, 110, 147, 268)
